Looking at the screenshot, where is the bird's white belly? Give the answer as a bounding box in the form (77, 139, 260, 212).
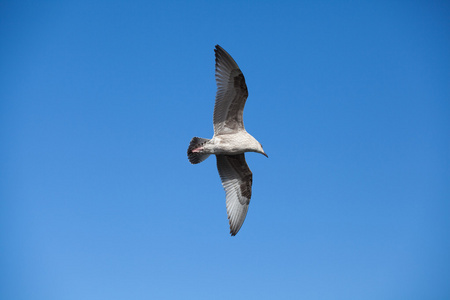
(205, 134, 250, 155)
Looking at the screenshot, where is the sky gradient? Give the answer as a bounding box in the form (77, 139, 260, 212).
(1, 1, 449, 299)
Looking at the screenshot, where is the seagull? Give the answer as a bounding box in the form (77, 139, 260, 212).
(187, 45, 268, 236)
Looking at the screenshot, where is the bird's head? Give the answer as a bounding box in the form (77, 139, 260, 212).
(246, 134, 268, 158)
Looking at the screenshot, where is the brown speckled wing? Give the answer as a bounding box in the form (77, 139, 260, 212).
(213, 45, 249, 135)
(216, 154, 253, 236)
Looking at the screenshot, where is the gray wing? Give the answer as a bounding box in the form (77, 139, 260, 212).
(216, 154, 253, 236)
(213, 45, 249, 135)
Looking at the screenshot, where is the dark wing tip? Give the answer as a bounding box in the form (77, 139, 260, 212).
(214, 45, 239, 68)
(229, 224, 238, 236)
(214, 44, 222, 55)
(214, 45, 225, 63)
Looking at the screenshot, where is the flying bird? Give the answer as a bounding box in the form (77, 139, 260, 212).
(187, 45, 268, 236)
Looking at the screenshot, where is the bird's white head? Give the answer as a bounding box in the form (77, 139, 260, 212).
(248, 135, 268, 158)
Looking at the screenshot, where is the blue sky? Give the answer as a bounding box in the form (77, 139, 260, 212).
(1, 1, 449, 299)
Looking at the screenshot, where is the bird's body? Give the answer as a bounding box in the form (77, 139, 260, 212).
(187, 45, 267, 236)
(194, 131, 262, 155)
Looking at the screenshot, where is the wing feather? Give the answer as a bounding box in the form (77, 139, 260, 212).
(216, 154, 253, 236)
(213, 45, 249, 134)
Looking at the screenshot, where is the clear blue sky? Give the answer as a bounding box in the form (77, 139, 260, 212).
(1, 1, 449, 299)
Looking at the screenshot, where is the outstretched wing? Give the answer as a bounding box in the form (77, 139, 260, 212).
(213, 45, 249, 135)
(216, 154, 253, 236)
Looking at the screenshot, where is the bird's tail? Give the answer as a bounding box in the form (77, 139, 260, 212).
(187, 137, 211, 164)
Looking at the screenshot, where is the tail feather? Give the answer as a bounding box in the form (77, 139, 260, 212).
(187, 137, 211, 164)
